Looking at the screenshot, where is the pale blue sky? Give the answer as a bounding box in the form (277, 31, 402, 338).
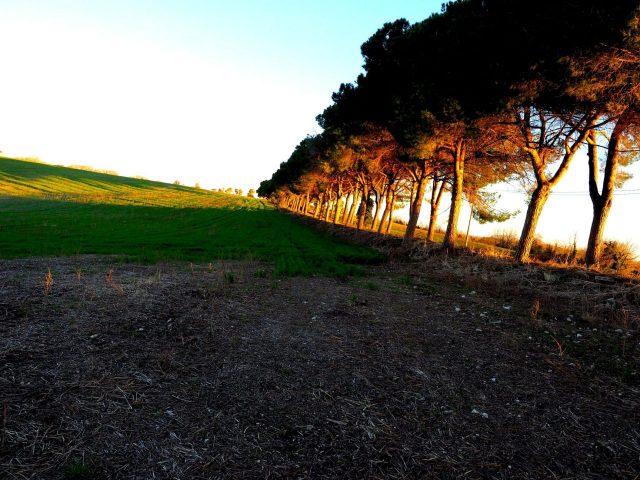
(0, 1, 638, 248)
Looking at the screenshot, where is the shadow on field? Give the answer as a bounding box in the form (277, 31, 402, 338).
(0, 196, 384, 276)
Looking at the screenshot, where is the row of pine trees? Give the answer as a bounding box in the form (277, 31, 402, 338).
(258, 0, 640, 265)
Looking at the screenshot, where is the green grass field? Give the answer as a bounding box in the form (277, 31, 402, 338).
(0, 157, 382, 276)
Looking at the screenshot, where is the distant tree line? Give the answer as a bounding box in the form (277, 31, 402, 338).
(258, 0, 640, 266)
(69, 165, 119, 176)
(212, 187, 256, 197)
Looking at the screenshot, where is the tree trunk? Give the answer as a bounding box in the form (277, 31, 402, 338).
(586, 120, 624, 266)
(403, 176, 428, 245)
(386, 191, 396, 234)
(514, 184, 551, 262)
(374, 186, 389, 231)
(443, 140, 466, 253)
(347, 190, 359, 226)
(427, 178, 445, 242)
(371, 191, 381, 231)
(314, 194, 323, 218)
(586, 199, 611, 266)
(333, 196, 343, 224)
(514, 109, 598, 262)
(324, 198, 332, 222)
(356, 189, 368, 231)
(341, 194, 351, 224)
(378, 187, 394, 234)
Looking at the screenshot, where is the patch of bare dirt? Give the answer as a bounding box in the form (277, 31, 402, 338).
(0, 255, 639, 479)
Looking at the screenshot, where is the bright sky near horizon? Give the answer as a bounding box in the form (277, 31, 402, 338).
(0, 0, 440, 188)
(0, 0, 638, 250)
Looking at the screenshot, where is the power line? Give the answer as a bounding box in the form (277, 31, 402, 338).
(483, 188, 640, 197)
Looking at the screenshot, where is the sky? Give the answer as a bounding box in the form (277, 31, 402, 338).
(0, 0, 638, 250)
(0, 0, 441, 188)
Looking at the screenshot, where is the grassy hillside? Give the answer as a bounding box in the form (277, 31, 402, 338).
(0, 157, 382, 275)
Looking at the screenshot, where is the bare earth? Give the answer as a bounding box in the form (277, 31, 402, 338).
(1, 255, 638, 479)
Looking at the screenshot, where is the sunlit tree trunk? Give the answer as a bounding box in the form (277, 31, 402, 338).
(333, 196, 343, 224)
(374, 185, 389, 231)
(324, 196, 332, 222)
(378, 186, 394, 234)
(515, 184, 550, 261)
(356, 188, 369, 230)
(386, 191, 396, 234)
(403, 174, 428, 245)
(370, 190, 381, 230)
(427, 177, 446, 242)
(314, 194, 323, 218)
(341, 194, 352, 224)
(303, 194, 309, 214)
(347, 189, 359, 226)
(443, 140, 465, 253)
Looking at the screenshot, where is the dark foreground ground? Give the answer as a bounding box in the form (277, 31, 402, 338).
(0, 255, 638, 479)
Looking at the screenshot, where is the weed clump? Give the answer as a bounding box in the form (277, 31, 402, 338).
(600, 240, 637, 273)
(43, 268, 53, 295)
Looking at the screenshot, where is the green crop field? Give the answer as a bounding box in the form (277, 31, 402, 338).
(0, 157, 382, 276)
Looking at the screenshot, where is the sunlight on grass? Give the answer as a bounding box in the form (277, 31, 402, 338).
(0, 157, 382, 276)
